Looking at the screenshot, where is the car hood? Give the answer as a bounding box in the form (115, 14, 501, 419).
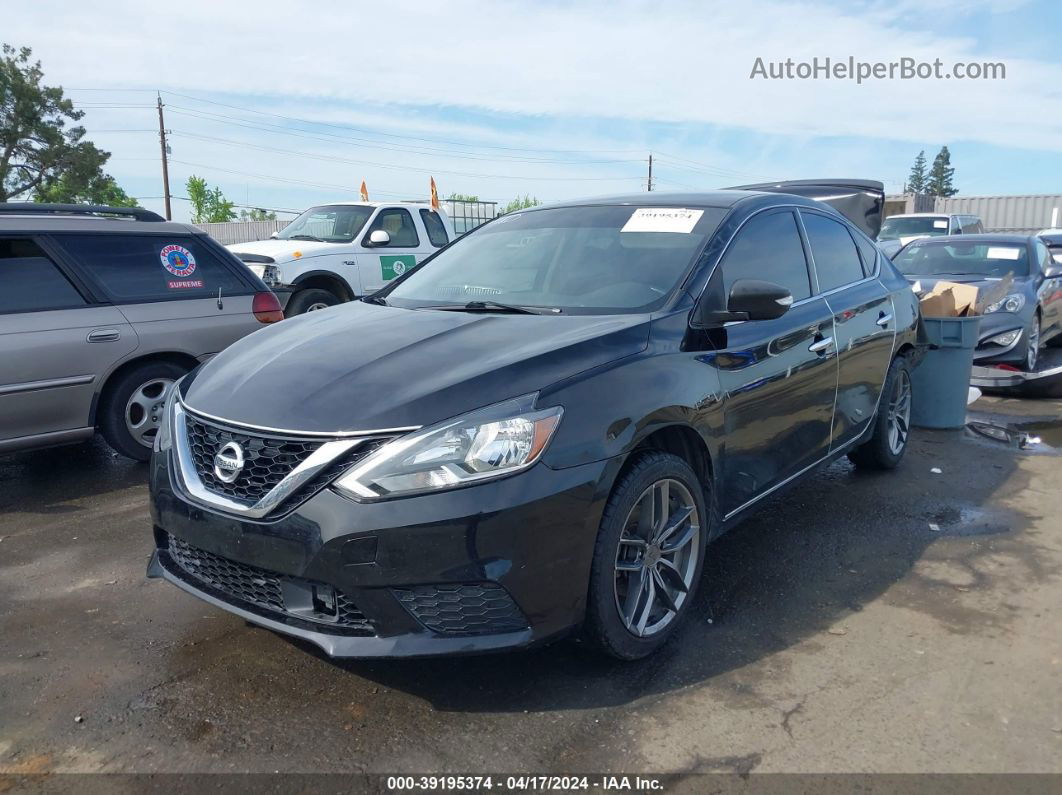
(226, 238, 341, 264)
(181, 302, 651, 433)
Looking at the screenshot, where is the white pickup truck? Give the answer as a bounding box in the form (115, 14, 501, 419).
(228, 201, 454, 315)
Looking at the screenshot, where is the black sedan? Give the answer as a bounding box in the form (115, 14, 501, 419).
(892, 234, 1062, 371)
(147, 180, 919, 660)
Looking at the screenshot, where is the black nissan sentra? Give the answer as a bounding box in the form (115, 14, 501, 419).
(148, 180, 919, 660)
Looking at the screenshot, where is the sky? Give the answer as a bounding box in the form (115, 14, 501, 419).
(6, 0, 1062, 222)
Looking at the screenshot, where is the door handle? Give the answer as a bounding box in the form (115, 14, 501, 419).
(87, 328, 121, 343)
(808, 336, 833, 354)
(876, 312, 893, 327)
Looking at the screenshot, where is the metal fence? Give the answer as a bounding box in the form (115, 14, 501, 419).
(442, 199, 498, 235)
(935, 195, 1062, 234)
(194, 219, 288, 245)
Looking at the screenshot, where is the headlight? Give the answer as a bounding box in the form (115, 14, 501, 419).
(985, 293, 1025, 313)
(333, 396, 562, 500)
(985, 329, 1022, 347)
(246, 263, 281, 286)
(153, 378, 183, 453)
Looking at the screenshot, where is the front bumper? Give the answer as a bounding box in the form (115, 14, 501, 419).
(972, 312, 1029, 365)
(148, 448, 612, 658)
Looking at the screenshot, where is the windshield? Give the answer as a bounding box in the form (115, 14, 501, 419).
(878, 217, 950, 241)
(893, 241, 1030, 278)
(383, 205, 726, 314)
(277, 205, 374, 243)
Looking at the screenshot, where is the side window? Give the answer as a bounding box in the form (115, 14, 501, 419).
(801, 212, 865, 292)
(721, 210, 811, 302)
(0, 238, 86, 314)
(419, 209, 449, 247)
(853, 231, 879, 276)
(1034, 240, 1051, 272)
(53, 235, 247, 303)
(951, 217, 963, 234)
(365, 208, 419, 248)
(970, 218, 984, 234)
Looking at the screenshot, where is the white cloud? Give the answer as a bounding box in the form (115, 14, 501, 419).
(7, 0, 1060, 151)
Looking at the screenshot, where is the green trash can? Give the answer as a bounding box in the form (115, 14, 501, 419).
(910, 316, 982, 429)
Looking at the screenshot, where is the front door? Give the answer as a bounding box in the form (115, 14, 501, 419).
(359, 207, 426, 293)
(705, 209, 838, 518)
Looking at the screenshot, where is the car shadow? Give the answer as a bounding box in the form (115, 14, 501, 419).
(286, 428, 1027, 713)
(0, 437, 147, 514)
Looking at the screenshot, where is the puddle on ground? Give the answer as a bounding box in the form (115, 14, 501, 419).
(966, 419, 1062, 454)
(927, 505, 1012, 537)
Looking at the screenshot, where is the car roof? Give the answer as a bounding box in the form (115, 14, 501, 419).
(907, 233, 1032, 245)
(534, 190, 790, 210)
(0, 207, 202, 236)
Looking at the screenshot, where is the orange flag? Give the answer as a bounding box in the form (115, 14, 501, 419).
(360, 180, 369, 202)
(430, 176, 439, 210)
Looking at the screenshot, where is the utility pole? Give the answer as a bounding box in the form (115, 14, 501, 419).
(647, 152, 653, 192)
(157, 94, 172, 220)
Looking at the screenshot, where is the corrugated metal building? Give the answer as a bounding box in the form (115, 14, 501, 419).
(885, 194, 1062, 234)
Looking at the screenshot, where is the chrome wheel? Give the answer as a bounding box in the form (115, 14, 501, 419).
(886, 368, 912, 456)
(306, 302, 331, 312)
(614, 478, 700, 638)
(124, 377, 175, 448)
(1027, 317, 1040, 371)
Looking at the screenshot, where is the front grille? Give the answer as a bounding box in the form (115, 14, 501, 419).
(393, 583, 529, 636)
(166, 535, 374, 635)
(185, 415, 322, 505)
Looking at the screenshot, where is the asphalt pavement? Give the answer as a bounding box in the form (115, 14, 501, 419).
(1, 395, 1060, 776)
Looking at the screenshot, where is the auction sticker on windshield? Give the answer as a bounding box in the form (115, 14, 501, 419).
(621, 208, 704, 234)
(986, 246, 1022, 260)
(160, 244, 197, 277)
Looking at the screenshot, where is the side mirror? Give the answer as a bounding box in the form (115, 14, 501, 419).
(367, 229, 390, 247)
(1045, 261, 1062, 278)
(727, 279, 794, 321)
(269, 231, 279, 239)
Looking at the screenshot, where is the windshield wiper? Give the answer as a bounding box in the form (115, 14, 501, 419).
(287, 234, 323, 242)
(361, 295, 388, 306)
(418, 300, 560, 315)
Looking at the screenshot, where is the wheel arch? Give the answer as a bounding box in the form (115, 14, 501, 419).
(291, 271, 356, 302)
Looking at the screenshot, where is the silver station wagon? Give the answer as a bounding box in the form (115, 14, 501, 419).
(0, 203, 284, 460)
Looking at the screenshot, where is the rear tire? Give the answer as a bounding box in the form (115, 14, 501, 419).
(584, 452, 709, 660)
(286, 288, 341, 315)
(99, 361, 188, 461)
(849, 353, 912, 471)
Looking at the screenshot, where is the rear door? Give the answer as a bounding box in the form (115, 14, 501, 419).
(50, 233, 260, 361)
(707, 209, 838, 517)
(358, 207, 429, 293)
(0, 236, 137, 446)
(799, 210, 896, 450)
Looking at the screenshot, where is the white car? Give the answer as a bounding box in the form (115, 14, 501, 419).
(229, 202, 454, 315)
(877, 212, 984, 258)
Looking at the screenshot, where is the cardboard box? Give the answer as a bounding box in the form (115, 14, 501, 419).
(918, 281, 980, 318)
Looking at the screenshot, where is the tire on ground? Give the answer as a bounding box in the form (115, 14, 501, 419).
(286, 288, 341, 315)
(99, 360, 188, 461)
(848, 353, 912, 471)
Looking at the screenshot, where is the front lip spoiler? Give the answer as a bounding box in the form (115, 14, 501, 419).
(147, 551, 538, 659)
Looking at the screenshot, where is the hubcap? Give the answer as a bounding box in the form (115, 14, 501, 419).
(125, 377, 175, 448)
(1027, 319, 1040, 371)
(886, 369, 912, 456)
(307, 302, 330, 312)
(614, 478, 700, 638)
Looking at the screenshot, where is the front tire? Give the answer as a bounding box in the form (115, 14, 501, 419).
(286, 288, 341, 316)
(584, 452, 709, 660)
(99, 361, 188, 461)
(848, 353, 912, 471)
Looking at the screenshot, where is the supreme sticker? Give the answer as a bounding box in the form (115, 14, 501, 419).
(621, 208, 704, 234)
(160, 244, 197, 277)
(168, 279, 204, 289)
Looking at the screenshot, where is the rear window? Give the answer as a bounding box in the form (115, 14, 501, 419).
(0, 238, 86, 314)
(420, 209, 449, 247)
(54, 234, 248, 302)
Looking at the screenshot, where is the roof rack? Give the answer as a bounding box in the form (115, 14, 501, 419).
(0, 203, 165, 222)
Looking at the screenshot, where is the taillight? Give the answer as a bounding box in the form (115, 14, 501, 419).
(252, 291, 285, 323)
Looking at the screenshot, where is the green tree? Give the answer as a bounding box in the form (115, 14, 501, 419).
(447, 192, 480, 202)
(926, 146, 958, 197)
(186, 175, 236, 223)
(239, 207, 277, 221)
(502, 194, 541, 214)
(906, 150, 928, 194)
(0, 44, 132, 203)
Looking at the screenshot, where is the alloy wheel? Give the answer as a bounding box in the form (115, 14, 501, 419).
(613, 478, 700, 637)
(307, 302, 331, 312)
(1027, 317, 1040, 371)
(125, 377, 175, 448)
(887, 368, 912, 456)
